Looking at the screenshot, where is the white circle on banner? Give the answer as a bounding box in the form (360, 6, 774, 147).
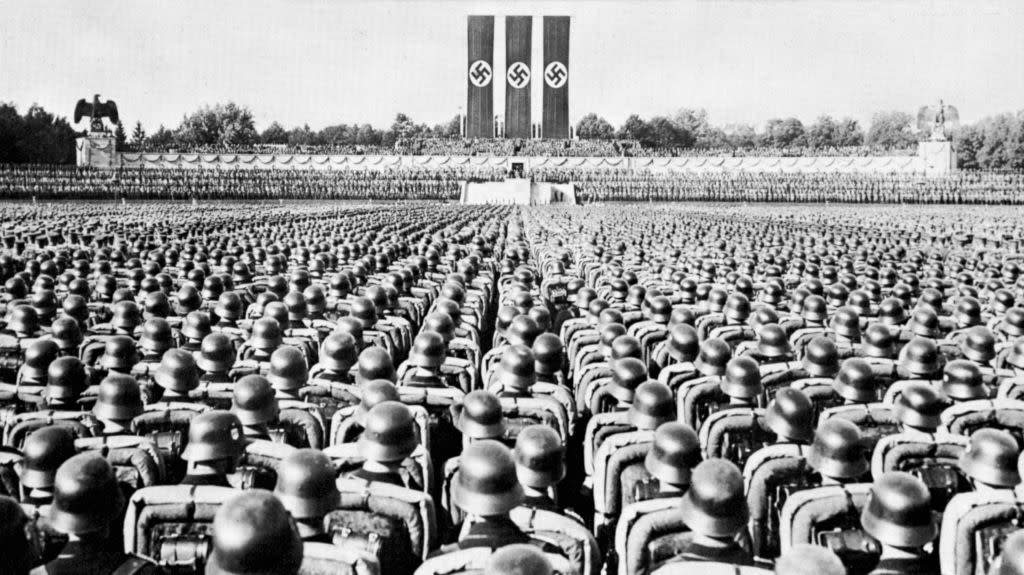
(469, 60, 493, 87)
(544, 61, 568, 89)
(506, 62, 531, 89)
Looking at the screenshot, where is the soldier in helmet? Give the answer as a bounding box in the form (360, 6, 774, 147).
(196, 332, 257, 384)
(807, 418, 870, 484)
(20, 425, 77, 505)
(179, 410, 247, 487)
(513, 425, 567, 515)
(658, 458, 753, 567)
(400, 331, 460, 389)
(638, 421, 701, 501)
(957, 428, 1021, 491)
(347, 400, 422, 490)
(44, 356, 91, 410)
(450, 440, 533, 548)
(355, 346, 397, 384)
(149, 348, 201, 403)
(205, 490, 303, 575)
(92, 374, 145, 435)
(18, 338, 60, 388)
(274, 449, 341, 543)
(266, 345, 309, 401)
(739, 323, 796, 365)
(309, 331, 358, 384)
(860, 472, 938, 574)
(891, 382, 948, 438)
(40, 454, 161, 574)
(231, 375, 280, 441)
(762, 336, 840, 391)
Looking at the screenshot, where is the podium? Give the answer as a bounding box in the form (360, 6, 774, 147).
(460, 179, 576, 205)
(918, 140, 956, 176)
(76, 133, 119, 168)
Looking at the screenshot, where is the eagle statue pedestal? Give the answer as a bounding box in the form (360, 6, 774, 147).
(918, 139, 955, 176)
(76, 132, 119, 169)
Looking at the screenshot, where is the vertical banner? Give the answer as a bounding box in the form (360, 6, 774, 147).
(542, 16, 570, 139)
(467, 15, 495, 139)
(504, 16, 532, 140)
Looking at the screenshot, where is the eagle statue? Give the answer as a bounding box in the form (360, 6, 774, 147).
(74, 94, 120, 133)
(917, 100, 959, 141)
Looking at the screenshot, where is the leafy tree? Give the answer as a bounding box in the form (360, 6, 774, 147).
(954, 125, 984, 170)
(260, 122, 289, 145)
(617, 114, 650, 143)
(866, 111, 916, 149)
(724, 123, 758, 149)
(432, 115, 461, 138)
(287, 124, 319, 147)
(647, 116, 693, 149)
(176, 102, 257, 147)
(113, 121, 127, 151)
(763, 117, 806, 148)
(354, 124, 381, 146)
(576, 113, 615, 140)
(130, 121, 146, 147)
(147, 124, 175, 149)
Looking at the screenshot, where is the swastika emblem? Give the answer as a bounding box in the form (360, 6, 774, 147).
(544, 61, 567, 89)
(506, 62, 531, 89)
(469, 60, 492, 88)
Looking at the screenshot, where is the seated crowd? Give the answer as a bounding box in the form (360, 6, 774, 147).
(2, 201, 1024, 575)
(3, 164, 1024, 204)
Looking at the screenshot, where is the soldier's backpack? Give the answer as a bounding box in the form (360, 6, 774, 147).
(299, 542, 380, 575)
(122, 484, 237, 574)
(778, 483, 879, 575)
(939, 490, 1024, 575)
(870, 433, 969, 512)
(329, 477, 438, 575)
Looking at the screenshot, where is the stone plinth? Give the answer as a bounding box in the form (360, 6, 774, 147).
(918, 140, 956, 176)
(76, 133, 118, 168)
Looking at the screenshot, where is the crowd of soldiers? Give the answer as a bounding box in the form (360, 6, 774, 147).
(4, 165, 1024, 204)
(3, 200, 1024, 575)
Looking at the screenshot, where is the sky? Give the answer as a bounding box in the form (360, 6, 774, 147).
(1, 0, 1022, 133)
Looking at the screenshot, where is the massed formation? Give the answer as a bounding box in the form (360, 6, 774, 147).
(3, 201, 1024, 575)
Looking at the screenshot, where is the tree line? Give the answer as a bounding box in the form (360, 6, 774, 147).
(1, 100, 1021, 170)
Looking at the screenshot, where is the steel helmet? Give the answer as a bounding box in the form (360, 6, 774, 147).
(318, 332, 358, 373)
(249, 318, 283, 351)
(861, 323, 895, 359)
(206, 490, 303, 575)
(608, 357, 648, 403)
(274, 449, 340, 521)
(181, 311, 213, 342)
(496, 344, 536, 391)
(154, 348, 201, 393)
(860, 472, 938, 548)
(423, 312, 456, 344)
(893, 382, 947, 431)
(959, 428, 1021, 487)
(231, 375, 279, 427)
(802, 336, 840, 377)
(21, 338, 60, 383)
(898, 337, 942, 377)
(354, 379, 401, 426)
(765, 388, 815, 443)
(513, 425, 565, 489)
(506, 315, 542, 347)
(961, 326, 997, 364)
(452, 440, 524, 516)
(457, 390, 506, 440)
(356, 347, 396, 384)
(267, 346, 308, 393)
(807, 418, 869, 480)
(92, 373, 144, 422)
(833, 358, 877, 403)
(409, 331, 446, 369)
(666, 324, 700, 363)
(138, 318, 174, 354)
(757, 324, 791, 358)
(49, 316, 83, 352)
(721, 357, 763, 400)
(181, 410, 246, 463)
(532, 333, 564, 377)
(21, 425, 77, 490)
(49, 453, 124, 535)
(694, 338, 731, 376)
(942, 359, 987, 401)
(677, 458, 748, 537)
(627, 382, 675, 430)
(46, 356, 89, 401)
(644, 422, 700, 487)
(197, 333, 236, 374)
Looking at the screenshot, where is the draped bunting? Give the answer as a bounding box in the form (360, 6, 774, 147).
(110, 152, 928, 175)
